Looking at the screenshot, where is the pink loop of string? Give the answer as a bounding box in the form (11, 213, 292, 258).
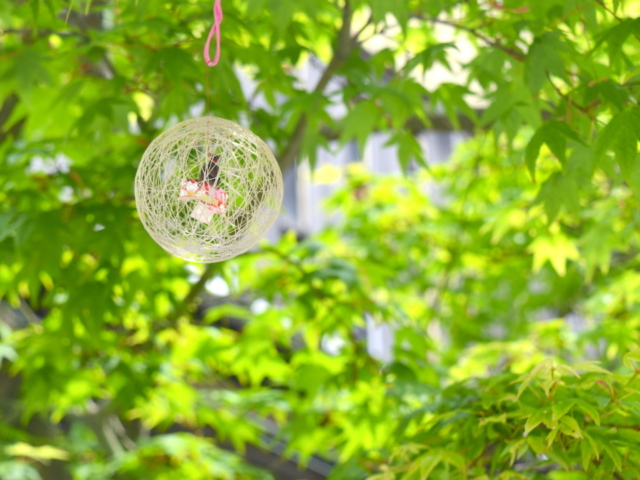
(204, 0, 223, 67)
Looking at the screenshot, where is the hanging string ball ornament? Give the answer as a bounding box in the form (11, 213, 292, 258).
(135, 117, 284, 263)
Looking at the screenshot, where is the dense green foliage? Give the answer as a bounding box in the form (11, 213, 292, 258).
(2, 0, 640, 479)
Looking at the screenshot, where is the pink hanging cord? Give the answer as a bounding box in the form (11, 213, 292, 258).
(204, 0, 223, 66)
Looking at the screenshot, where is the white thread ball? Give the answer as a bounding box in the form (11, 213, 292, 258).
(135, 117, 283, 263)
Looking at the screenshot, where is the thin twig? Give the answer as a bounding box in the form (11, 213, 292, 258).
(353, 12, 374, 42)
(593, 0, 623, 21)
(593, 0, 640, 42)
(546, 73, 605, 125)
(0, 28, 80, 37)
(261, 246, 308, 278)
(426, 17, 525, 62)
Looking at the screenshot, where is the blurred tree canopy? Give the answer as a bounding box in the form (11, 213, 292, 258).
(2, 0, 640, 479)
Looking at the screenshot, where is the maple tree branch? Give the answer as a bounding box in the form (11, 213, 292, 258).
(169, 264, 216, 323)
(277, 0, 358, 171)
